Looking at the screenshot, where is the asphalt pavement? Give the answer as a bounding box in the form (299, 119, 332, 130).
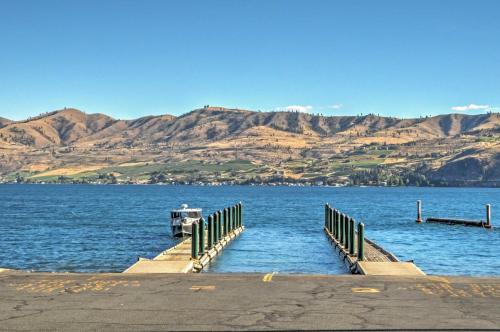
(0, 271, 499, 331)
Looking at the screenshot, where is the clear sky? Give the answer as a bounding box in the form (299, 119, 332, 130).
(1, 0, 499, 120)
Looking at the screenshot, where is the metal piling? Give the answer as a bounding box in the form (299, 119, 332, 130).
(357, 222, 365, 261)
(191, 221, 199, 259)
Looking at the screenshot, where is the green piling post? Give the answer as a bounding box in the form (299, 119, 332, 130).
(219, 210, 224, 239)
(236, 205, 239, 227)
(336, 210, 340, 239)
(239, 202, 243, 227)
(229, 205, 238, 227)
(326, 206, 330, 231)
(344, 214, 349, 248)
(325, 204, 329, 229)
(349, 218, 355, 255)
(338, 213, 342, 243)
(328, 208, 332, 233)
(221, 211, 225, 241)
(191, 221, 199, 259)
(357, 222, 365, 261)
(223, 208, 228, 235)
(223, 211, 229, 236)
(329, 206, 333, 232)
(217, 211, 225, 240)
(232, 205, 236, 229)
(330, 209, 336, 238)
(235, 205, 238, 228)
(234, 204, 241, 227)
(331, 208, 335, 233)
(220, 210, 225, 237)
(345, 216, 351, 252)
(345, 216, 350, 251)
(213, 212, 218, 244)
(333, 209, 336, 235)
(236, 203, 240, 228)
(348, 216, 353, 251)
(215, 211, 220, 243)
(199, 217, 205, 255)
(336, 211, 340, 241)
(340, 213, 344, 245)
(333, 210, 337, 239)
(230, 207, 235, 232)
(207, 215, 214, 250)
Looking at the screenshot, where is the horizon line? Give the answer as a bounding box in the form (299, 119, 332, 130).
(2, 105, 499, 123)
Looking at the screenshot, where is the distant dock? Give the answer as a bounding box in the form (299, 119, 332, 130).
(124, 203, 244, 273)
(416, 200, 493, 228)
(324, 204, 425, 276)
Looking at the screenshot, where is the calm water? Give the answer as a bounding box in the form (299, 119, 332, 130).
(0, 185, 498, 276)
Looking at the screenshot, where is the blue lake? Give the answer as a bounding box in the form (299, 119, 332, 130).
(0, 184, 498, 276)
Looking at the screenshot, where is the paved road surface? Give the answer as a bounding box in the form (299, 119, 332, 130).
(0, 272, 499, 330)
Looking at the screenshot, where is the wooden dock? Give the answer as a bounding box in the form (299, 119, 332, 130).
(417, 201, 492, 229)
(324, 227, 425, 276)
(426, 217, 488, 227)
(324, 204, 425, 276)
(125, 203, 245, 274)
(124, 226, 244, 273)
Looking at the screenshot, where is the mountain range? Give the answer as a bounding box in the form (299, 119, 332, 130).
(0, 106, 499, 186)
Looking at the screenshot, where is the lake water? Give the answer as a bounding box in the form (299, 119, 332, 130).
(0, 185, 498, 276)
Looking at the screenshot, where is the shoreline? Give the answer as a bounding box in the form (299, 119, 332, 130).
(1, 182, 499, 188)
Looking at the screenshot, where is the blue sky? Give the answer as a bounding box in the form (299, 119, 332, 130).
(1, 0, 499, 120)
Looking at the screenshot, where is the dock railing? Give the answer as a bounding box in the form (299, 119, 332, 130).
(325, 204, 365, 261)
(191, 202, 244, 260)
(324, 203, 426, 276)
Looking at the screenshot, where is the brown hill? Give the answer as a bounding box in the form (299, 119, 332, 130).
(1, 107, 498, 149)
(0, 108, 117, 147)
(429, 142, 500, 185)
(147, 107, 498, 143)
(0, 117, 12, 128)
(0, 106, 499, 186)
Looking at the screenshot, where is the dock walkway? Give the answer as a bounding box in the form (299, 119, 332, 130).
(324, 204, 424, 276)
(124, 203, 245, 274)
(125, 227, 244, 274)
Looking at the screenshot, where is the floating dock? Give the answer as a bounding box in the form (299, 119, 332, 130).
(417, 200, 492, 228)
(324, 204, 425, 276)
(124, 203, 244, 274)
(426, 217, 488, 227)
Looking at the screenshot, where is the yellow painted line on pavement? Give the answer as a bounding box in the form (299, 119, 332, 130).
(351, 287, 380, 293)
(190, 285, 216, 291)
(262, 272, 277, 282)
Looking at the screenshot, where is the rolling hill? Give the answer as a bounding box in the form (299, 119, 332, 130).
(0, 106, 499, 186)
(0, 117, 12, 128)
